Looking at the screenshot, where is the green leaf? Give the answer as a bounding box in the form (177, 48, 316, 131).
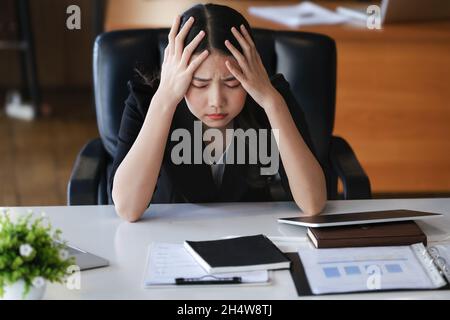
(0, 211, 74, 298)
(12, 256, 24, 269)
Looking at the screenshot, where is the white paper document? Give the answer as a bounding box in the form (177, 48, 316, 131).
(248, 1, 349, 28)
(298, 243, 447, 294)
(143, 242, 270, 286)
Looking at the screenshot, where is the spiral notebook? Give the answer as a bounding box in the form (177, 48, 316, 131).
(287, 242, 450, 296)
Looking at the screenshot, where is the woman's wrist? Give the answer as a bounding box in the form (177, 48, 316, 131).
(261, 89, 285, 115)
(151, 89, 180, 113)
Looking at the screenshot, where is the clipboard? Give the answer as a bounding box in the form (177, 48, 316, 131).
(286, 245, 450, 296)
(142, 242, 272, 288)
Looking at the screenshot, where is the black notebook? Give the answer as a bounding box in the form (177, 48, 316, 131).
(184, 234, 291, 274)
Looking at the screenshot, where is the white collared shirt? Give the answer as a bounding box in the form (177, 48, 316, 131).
(205, 121, 234, 188)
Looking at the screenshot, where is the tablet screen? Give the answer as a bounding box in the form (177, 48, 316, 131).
(278, 209, 442, 228)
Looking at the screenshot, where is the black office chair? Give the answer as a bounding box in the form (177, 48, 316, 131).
(67, 28, 371, 205)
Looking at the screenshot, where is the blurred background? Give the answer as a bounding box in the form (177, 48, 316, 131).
(0, 0, 449, 206)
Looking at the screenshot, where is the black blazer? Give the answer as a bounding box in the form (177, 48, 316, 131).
(108, 73, 316, 205)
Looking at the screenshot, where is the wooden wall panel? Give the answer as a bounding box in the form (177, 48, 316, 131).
(0, 0, 94, 89)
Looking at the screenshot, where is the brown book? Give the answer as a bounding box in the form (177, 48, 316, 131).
(307, 221, 427, 249)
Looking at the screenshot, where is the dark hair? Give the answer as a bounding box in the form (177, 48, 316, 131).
(138, 4, 253, 86)
(137, 3, 262, 131)
(179, 3, 254, 58)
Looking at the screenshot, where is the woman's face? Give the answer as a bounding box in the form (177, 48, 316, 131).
(184, 52, 247, 129)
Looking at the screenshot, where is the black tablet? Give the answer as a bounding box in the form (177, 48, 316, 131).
(277, 209, 442, 228)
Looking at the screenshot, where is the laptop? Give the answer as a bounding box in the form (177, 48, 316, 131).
(278, 209, 442, 228)
(62, 243, 109, 271)
(382, 0, 450, 23)
(337, 0, 450, 24)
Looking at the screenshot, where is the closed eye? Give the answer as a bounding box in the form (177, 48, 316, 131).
(191, 84, 208, 88)
(191, 83, 241, 89)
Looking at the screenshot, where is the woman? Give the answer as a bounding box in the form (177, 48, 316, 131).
(110, 4, 326, 222)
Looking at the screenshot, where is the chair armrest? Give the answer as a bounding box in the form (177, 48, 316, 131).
(329, 136, 371, 199)
(67, 138, 107, 205)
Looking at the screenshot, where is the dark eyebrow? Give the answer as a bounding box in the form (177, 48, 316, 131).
(193, 76, 237, 82)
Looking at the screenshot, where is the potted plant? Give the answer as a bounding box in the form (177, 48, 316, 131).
(0, 209, 75, 300)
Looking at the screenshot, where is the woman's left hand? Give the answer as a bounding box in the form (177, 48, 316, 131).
(224, 25, 282, 110)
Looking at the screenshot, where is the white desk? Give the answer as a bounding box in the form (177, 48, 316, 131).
(3, 198, 450, 299)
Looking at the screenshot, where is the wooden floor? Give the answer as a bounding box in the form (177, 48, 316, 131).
(0, 90, 99, 206)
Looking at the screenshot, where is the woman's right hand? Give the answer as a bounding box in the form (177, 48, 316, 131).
(155, 15, 209, 108)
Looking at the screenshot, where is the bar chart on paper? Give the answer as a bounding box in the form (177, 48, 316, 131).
(297, 245, 447, 294)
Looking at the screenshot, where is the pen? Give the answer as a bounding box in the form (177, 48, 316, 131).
(175, 276, 242, 285)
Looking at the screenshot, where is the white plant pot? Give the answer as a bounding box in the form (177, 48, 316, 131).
(1, 279, 46, 300)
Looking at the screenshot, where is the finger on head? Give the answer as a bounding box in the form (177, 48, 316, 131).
(224, 39, 245, 65)
(177, 16, 195, 39)
(181, 30, 206, 65)
(186, 49, 209, 74)
(168, 14, 181, 40)
(225, 59, 243, 82)
(175, 16, 195, 55)
(231, 26, 250, 52)
(240, 24, 255, 47)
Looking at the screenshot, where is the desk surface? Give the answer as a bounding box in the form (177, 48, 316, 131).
(3, 198, 450, 299)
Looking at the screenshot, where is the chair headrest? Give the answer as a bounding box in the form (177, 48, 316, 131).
(93, 28, 336, 163)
